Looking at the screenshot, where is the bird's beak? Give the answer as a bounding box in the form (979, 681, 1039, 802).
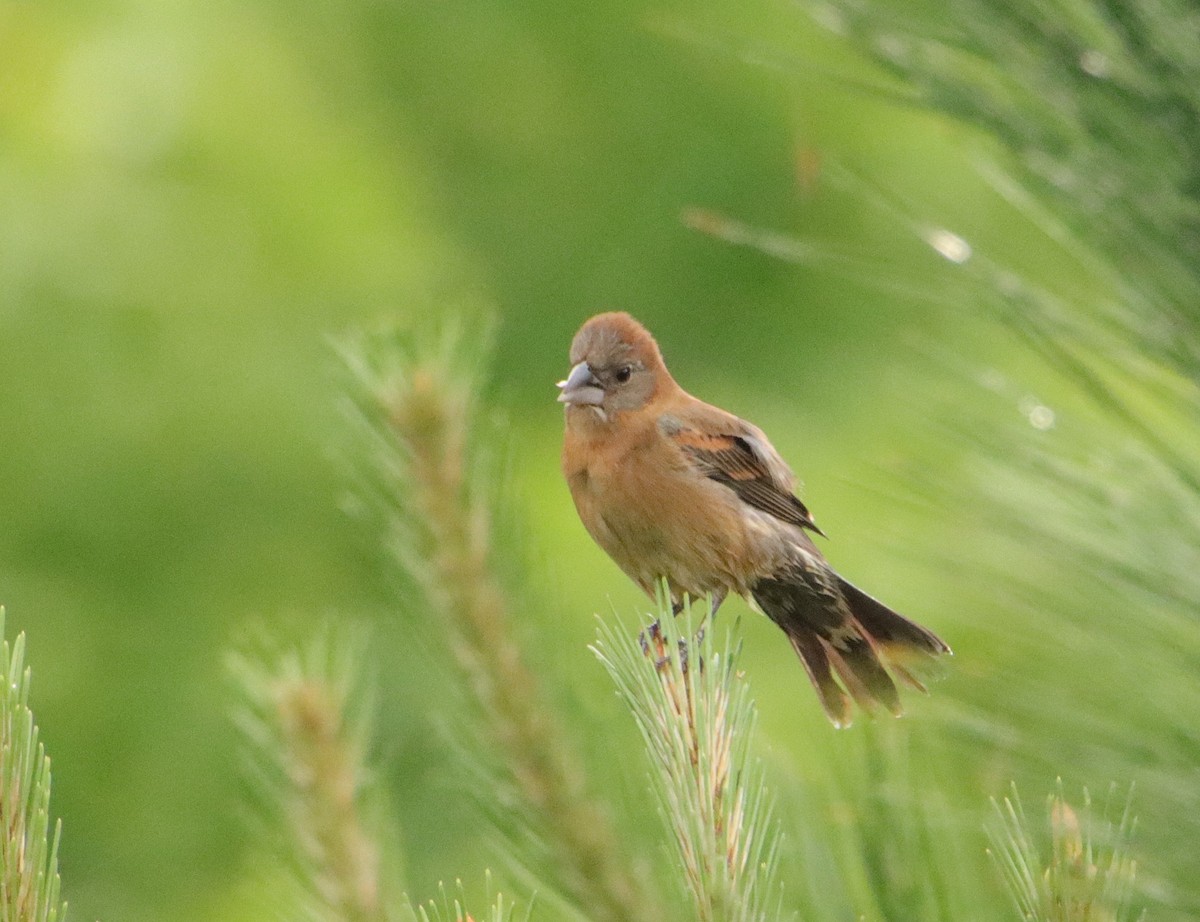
(556, 361, 605, 406)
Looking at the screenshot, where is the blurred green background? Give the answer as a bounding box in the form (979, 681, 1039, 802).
(3, 0, 1197, 919)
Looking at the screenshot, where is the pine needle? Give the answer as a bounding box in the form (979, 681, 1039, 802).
(0, 608, 67, 922)
(592, 593, 783, 922)
(987, 781, 1144, 922)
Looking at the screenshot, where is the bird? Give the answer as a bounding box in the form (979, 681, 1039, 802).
(558, 311, 949, 727)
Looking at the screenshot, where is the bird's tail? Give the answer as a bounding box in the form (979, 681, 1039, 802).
(752, 571, 950, 728)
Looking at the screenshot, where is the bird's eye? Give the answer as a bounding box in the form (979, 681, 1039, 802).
(614, 365, 633, 384)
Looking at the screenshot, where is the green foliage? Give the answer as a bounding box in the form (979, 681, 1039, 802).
(228, 628, 397, 922)
(6, 0, 1200, 918)
(337, 323, 660, 922)
(593, 599, 782, 922)
(809, 0, 1200, 440)
(0, 609, 66, 922)
(988, 783, 1143, 922)
(400, 876, 528, 922)
(685, 1, 1200, 917)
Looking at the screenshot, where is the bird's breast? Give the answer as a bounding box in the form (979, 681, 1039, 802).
(563, 423, 784, 598)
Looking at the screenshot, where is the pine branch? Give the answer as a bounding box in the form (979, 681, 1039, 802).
(593, 597, 783, 922)
(987, 781, 1144, 922)
(0, 608, 67, 922)
(795, 0, 1200, 488)
(337, 320, 659, 922)
(229, 629, 394, 922)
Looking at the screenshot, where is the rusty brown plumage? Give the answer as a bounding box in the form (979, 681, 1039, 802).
(559, 312, 949, 727)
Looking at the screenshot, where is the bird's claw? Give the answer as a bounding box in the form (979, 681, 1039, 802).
(638, 620, 671, 672)
(677, 637, 694, 675)
(638, 619, 663, 655)
(638, 619, 706, 675)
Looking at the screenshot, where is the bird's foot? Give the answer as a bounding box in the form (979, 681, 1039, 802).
(638, 620, 671, 672)
(638, 620, 701, 674)
(638, 619, 663, 655)
(677, 637, 698, 675)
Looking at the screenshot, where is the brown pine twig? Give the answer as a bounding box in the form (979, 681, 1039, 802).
(343, 325, 660, 922)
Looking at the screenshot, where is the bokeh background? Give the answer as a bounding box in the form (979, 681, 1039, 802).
(3, 0, 1198, 919)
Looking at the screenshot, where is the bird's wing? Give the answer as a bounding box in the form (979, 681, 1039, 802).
(660, 413, 825, 536)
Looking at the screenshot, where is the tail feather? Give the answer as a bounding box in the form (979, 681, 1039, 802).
(836, 576, 950, 656)
(753, 567, 949, 727)
(785, 630, 851, 728)
(825, 634, 903, 717)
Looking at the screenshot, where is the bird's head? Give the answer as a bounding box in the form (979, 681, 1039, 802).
(557, 312, 671, 420)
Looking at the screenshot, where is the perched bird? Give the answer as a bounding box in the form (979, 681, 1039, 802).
(558, 312, 949, 727)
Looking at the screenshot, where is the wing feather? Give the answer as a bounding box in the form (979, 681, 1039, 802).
(662, 417, 824, 535)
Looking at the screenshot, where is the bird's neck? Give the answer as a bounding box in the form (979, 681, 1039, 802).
(565, 403, 616, 434)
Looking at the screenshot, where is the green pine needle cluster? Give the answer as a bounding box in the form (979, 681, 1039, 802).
(806, 0, 1200, 451)
(0, 608, 66, 922)
(593, 600, 782, 922)
(336, 321, 658, 922)
(988, 783, 1143, 922)
(682, 1, 1200, 914)
(228, 629, 393, 922)
(401, 876, 529, 922)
